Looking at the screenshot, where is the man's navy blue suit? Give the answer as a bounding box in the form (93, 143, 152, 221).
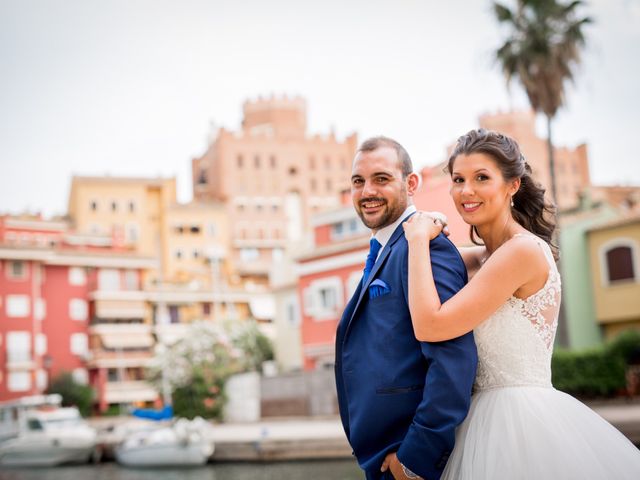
(335, 215, 478, 480)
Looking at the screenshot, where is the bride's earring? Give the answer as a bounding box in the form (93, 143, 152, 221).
(510, 197, 514, 208)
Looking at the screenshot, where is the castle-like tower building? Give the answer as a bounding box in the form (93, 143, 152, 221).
(192, 95, 358, 285)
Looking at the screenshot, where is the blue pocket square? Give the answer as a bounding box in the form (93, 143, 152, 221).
(369, 279, 391, 298)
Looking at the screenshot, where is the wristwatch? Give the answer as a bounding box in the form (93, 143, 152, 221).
(400, 461, 422, 479)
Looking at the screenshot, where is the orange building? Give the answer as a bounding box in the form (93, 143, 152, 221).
(192, 95, 358, 286)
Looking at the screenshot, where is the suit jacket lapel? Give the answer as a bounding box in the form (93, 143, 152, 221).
(344, 215, 413, 337)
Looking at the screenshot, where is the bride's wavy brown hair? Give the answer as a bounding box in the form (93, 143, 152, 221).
(447, 128, 558, 260)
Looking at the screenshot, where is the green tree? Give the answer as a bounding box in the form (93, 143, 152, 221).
(493, 0, 591, 204)
(46, 372, 94, 417)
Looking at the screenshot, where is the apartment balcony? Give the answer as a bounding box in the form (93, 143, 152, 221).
(104, 380, 158, 404)
(88, 349, 154, 369)
(90, 294, 147, 320)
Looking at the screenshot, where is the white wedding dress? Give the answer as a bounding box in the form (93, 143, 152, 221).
(442, 235, 640, 479)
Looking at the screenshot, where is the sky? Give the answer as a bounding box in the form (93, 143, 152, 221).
(1, 0, 639, 217)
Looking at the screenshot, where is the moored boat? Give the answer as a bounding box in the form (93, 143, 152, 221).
(114, 417, 215, 467)
(0, 394, 97, 467)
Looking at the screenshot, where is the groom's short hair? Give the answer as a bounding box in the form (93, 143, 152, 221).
(358, 136, 413, 179)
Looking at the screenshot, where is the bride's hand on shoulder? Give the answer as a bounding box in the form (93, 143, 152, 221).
(403, 211, 444, 242)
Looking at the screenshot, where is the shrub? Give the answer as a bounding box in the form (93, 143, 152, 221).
(46, 372, 94, 417)
(552, 348, 626, 397)
(552, 329, 640, 398)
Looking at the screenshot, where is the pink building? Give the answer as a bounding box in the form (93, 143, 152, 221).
(192, 95, 358, 285)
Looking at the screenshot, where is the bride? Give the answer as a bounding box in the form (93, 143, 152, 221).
(397, 128, 640, 479)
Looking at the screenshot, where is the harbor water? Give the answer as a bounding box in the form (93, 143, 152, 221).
(0, 460, 363, 480)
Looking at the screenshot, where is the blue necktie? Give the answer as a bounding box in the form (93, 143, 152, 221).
(363, 238, 382, 283)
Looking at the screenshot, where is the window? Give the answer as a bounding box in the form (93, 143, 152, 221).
(128, 200, 136, 213)
(7, 261, 27, 280)
(90, 200, 98, 211)
(309, 156, 316, 169)
(207, 223, 217, 237)
(68, 267, 86, 286)
(324, 156, 331, 168)
(319, 287, 337, 311)
(7, 295, 30, 317)
(169, 305, 179, 324)
(69, 299, 88, 321)
(285, 297, 300, 327)
(72, 368, 89, 385)
(70, 333, 88, 356)
(36, 334, 47, 355)
(198, 170, 207, 185)
(270, 155, 276, 168)
(240, 248, 260, 262)
(175, 249, 183, 260)
(7, 332, 31, 364)
(34, 299, 46, 321)
(124, 270, 138, 290)
(310, 178, 317, 192)
(600, 239, 638, 285)
(326, 179, 333, 191)
(107, 369, 119, 382)
(8, 372, 31, 392)
(126, 223, 139, 243)
(237, 154, 244, 168)
(193, 249, 200, 259)
(98, 269, 120, 290)
(254, 155, 260, 168)
(304, 276, 343, 320)
(36, 369, 48, 391)
(69, 333, 89, 356)
(606, 246, 635, 282)
(111, 201, 118, 212)
(272, 248, 283, 262)
(289, 167, 297, 176)
(190, 225, 201, 234)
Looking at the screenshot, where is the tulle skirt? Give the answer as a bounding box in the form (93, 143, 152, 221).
(441, 386, 640, 479)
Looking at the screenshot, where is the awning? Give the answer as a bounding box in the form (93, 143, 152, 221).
(95, 299, 146, 319)
(99, 333, 154, 349)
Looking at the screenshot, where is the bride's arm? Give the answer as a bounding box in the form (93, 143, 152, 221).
(403, 215, 544, 342)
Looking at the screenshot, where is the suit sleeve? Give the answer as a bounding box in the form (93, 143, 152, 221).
(396, 233, 478, 480)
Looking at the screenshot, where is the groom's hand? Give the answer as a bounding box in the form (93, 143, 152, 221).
(381, 452, 423, 479)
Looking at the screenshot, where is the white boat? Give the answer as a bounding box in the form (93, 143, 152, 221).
(114, 417, 215, 467)
(0, 394, 97, 467)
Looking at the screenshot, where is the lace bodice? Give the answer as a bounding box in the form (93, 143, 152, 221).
(474, 235, 561, 392)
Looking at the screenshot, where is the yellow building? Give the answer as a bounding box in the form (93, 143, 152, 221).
(587, 214, 640, 339)
(164, 201, 232, 289)
(67, 176, 177, 281)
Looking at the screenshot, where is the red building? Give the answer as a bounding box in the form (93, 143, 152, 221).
(0, 215, 156, 408)
(297, 206, 369, 370)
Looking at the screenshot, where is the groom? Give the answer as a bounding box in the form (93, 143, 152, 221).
(335, 137, 477, 480)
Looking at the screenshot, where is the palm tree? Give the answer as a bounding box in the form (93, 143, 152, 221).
(493, 0, 591, 206)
